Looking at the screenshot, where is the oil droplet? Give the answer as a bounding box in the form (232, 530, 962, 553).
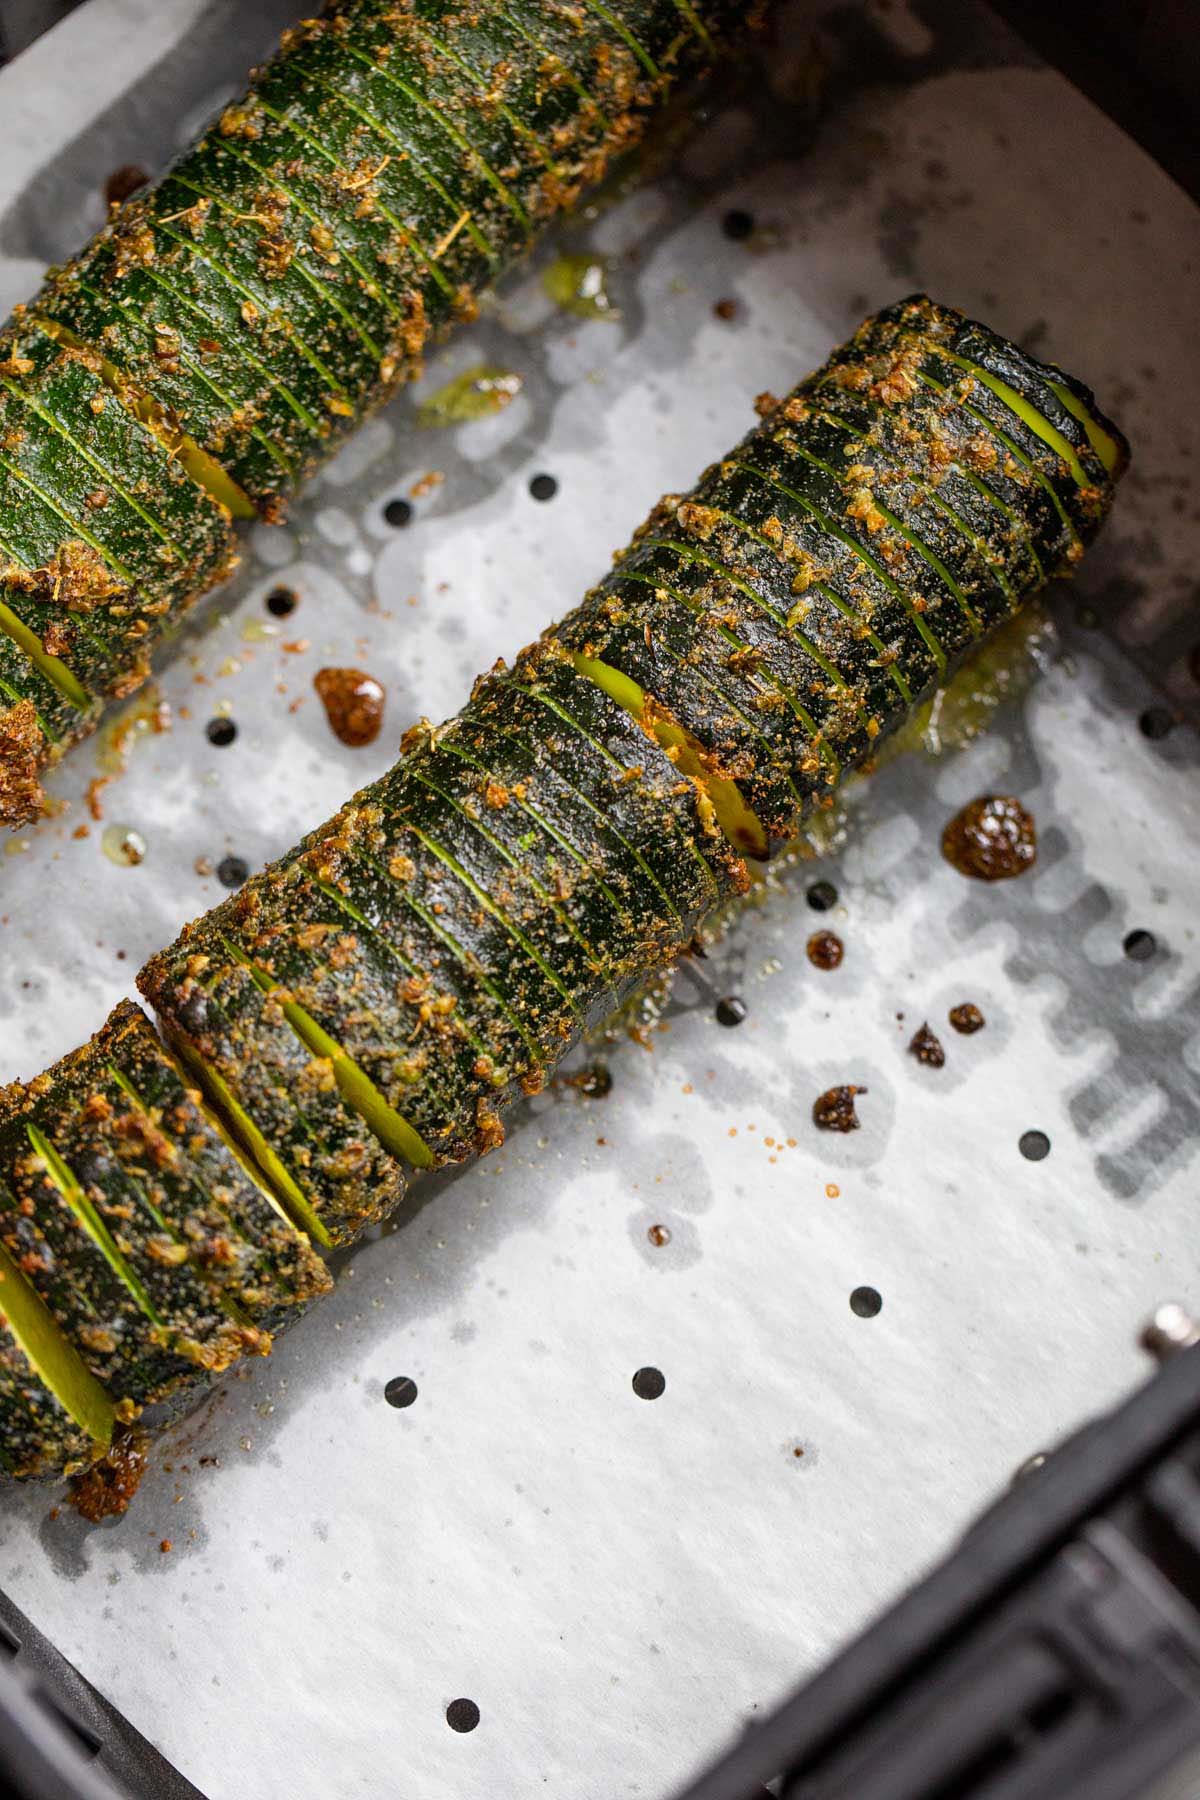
(542, 253, 618, 320)
(96, 685, 170, 776)
(101, 823, 146, 866)
(416, 364, 522, 427)
(241, 616, 280, 643)
(314, 667, 386, 747)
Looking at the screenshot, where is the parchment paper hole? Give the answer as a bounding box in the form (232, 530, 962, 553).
(446, 1698, 480, 1733)
(384, 1377, 418, 1409)
(1123, 928, 1157, 961)
(632, 1367, 666, 1400)
(1019, 1130, 1051, 1162)
(849, 1286, 882, 1318)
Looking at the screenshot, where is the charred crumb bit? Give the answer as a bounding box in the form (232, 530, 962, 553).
(722, 208, 754, 241)
(715, 994, 747, 1027)
(265, 585, 298, 617)
(908, 1023, 945, 1067)
(806, 879, 838, 911)
(949, 1002, 985, 1035)
(313, 667, 386, 747)
(813, 1085, 865, 1132)
(806, 929, 844, 970)
(529, 472, 558, 502)
(383, 497, 413, 528)
(205, 717, 237, 747)
(104, 164, 149, 208)
(941, 795, 1036, 881)
(713, 297, 739, 321)
(69, 1429, 149, 1520)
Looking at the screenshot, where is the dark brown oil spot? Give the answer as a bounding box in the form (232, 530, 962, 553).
(806, 929, 844, 971)
(908, 1022, 945, 1067)
(812, 1084, 866, 1132)
(942, 794, 1036, 880)
(949, 1002, 985, 1035)
(69, 1428, 149, 1520)
(314, 667, 386, 747)
(104, 164, 149, 209)
(562, 1061, 613, 1097)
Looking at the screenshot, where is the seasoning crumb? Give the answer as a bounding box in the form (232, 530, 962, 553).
(813, 1085, 865, 1132)
(908, 1023, 946, 1067)
(949, 1002, 985, 1035)
(409, 469, 444, 499)
(69, 1431, 148, 1520)
(942, 794, 1036, 880)
(806, 929, 844, 970)
(159, 1539, 173, 1554)
(194, 855, 214, 878)
(713, 297, 739, 321)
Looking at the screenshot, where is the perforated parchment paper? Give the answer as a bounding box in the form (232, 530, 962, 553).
(0, 2, 1197, 1795)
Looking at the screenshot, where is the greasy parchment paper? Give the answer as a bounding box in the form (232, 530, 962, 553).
(0, 2, 1198, 1796)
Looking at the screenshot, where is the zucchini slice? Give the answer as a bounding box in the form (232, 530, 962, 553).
(0, 1317, 110, 1479)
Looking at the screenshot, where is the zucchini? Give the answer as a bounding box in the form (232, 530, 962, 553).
(4, 299, 1124, 1478)
(2, 0, 761, 813)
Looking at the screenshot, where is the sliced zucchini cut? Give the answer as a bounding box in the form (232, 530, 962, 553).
(0, 1245, 114, 1470)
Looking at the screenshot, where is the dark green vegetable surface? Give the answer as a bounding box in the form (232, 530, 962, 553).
(0, 295, 1127, 1481)
(0, 0, 762, 828)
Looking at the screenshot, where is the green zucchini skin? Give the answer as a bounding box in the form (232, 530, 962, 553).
(86, 1002, 331, 1336)
(0, 1135, 186, 1409)
(0, 1339, 95, 1481)
(138, 942, 409, 1249)
(0, 326, 235, 615)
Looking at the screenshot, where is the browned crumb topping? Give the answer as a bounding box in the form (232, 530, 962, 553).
(69, 1428, 148, 1520)
(0, 699, 48, 827)
(949, 1002, 985, 1034)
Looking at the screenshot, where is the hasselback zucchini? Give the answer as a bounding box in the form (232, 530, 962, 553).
(2, 0, 762, 827)
(1, 299, 1127, 1479)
